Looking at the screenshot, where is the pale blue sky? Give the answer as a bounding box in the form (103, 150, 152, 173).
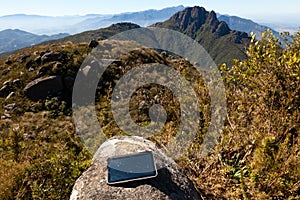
(0, 0, 299, 23)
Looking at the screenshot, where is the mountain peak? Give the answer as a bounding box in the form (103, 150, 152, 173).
(152, 6, 249, 64)
(167, 6, 208, 31)
(156, 6, 229, 37)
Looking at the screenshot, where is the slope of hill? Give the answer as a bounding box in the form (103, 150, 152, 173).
(41, 23, 141, 45)
(0, 29, 69, 53)
(153, 6, 250, 65)
(0, 6, 299, 200)
(218, 15, 280, 39)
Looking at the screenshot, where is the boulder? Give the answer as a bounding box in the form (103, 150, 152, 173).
(12, 79, 21, 87)
(52, 62, 63, 72)
(41, 51, 64, 63)
(2, 69, 9, 76)
(28, 67, 35, 72)
(34, 56, 42, 64)
(3, 79, 12, 86)
(70, 136, 203, 200)
(4, 103, 16, 111)
(24, 76, 64, 101)
(5, 60, 12, 65)
(18, 54, 31, 63)
(88, 40, 99, 48)
(26, 60, 35, 69)
(37, 66, 51, 76)
(0, 85, 10, 98)
(63, 76, 75, 89)
(6, 92, 15, 99)
(1, 113, 11, 120)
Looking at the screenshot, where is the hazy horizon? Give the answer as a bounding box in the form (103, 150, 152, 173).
(0, 0, 299, 25)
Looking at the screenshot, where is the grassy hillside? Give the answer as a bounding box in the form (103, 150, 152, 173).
(0, 26, 299, 200)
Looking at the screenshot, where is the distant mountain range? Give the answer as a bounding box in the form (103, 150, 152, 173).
(0, 14, 111, 35)
(41, 6, 249, 65)
(0, 5, 283, 37)
(0, 29, 69, 53)
(0, 6, 185, 35)
(217, 15, 279, 39)
(73, 5, 185, 33)
(0, 5, 293, 54)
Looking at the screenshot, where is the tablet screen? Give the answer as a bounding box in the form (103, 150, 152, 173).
(107, 151, 157, 184)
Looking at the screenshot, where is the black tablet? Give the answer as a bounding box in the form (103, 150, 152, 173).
(107, 151, 158, 184)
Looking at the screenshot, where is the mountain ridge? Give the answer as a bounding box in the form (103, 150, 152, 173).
(218, 14, 280, 39)
(153, 6, 249, 64)
(0, 29, 69, 53)
(73, 5, 185, 33)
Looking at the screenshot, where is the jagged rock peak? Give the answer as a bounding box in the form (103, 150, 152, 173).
(206, 10, 218, 26)
(215, 21, 231, 37)
(165, 6, 229, 36)
(168, 6, 209, 30)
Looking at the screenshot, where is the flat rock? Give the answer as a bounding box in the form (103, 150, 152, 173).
(24, 76, 64, 101)
(70, 136, 203, 200)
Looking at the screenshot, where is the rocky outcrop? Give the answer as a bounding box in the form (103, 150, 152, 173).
(70, 136, 203, 200)
(0, 85, 10, 97)
(88, 40, 99, 48)
(0, 78, 22, 98)
(157, 6, 224, 37)
(41, 51, 64, 64)
(230, 30, 249, 44)
(24, 76, 64, 101)
(63, 76, 75, 89)
(215, 21, 231, 37)
(18, 54, 31, 63)
(153, 6, 250, 65)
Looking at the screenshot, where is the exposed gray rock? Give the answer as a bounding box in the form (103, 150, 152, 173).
(18, 54, 31, 63)
(34, 56, 42, 64)
(5, 60, 12, 65)
(52, 62, 63, 72)
(88, 39, 99, 48)
(6, 92, 15, 99)
(70, 136, 203, 200)
(26, 60, 35, 69)
(41, 51, 64, 63)
(3, 79, 11, 86)
(1, 113, 11, 119)
(0, 85, 10, 97)
(4, 103, 16, 111)
(2, 69, 9, 76)
(215, 21, 231, 37)
(24, 76, 64, 101)
(28, 67, 35, 72)
(12, 79, 21, 87)
(37, 66, 51, 76)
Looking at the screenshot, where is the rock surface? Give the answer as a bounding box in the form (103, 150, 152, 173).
(0, 85, 10, 97)
(24, 76, 64, 100)
(70, 136, 203, 200)
(88, 40, 99, 48)
(41, 51, 64, 63)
